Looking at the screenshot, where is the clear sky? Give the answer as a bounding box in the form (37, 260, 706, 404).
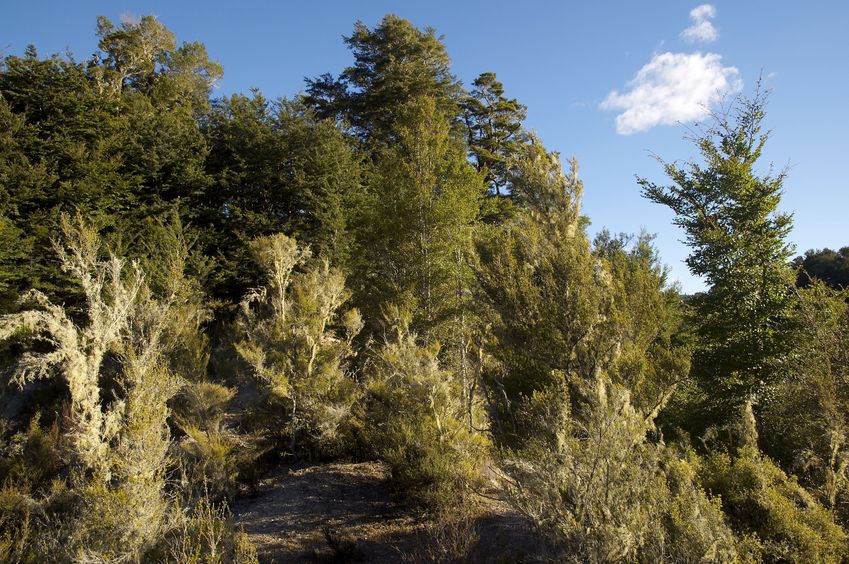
(4, 1, 848, 292)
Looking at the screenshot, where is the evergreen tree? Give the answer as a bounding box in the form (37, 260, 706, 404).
(0, 49, 130, 308)
(462, 72, 527, 197)
(640, 91, 796, 424)
(0, 19, 216, 312)
(305, 15, 463, 143)
(353, 96, 484, 341)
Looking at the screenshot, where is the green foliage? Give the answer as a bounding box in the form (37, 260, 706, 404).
(503, 373, 737, 562)
(135, 211, 213, 383)
(0, 413, 62, 492)
(0, 414, 66, 562)
(173, 381, 262, 501)
(640, 91, 797, 423)
(594, 231, 690, 411)
(93, 15, 222, 107)
(4, 13, 848, 560)
(0, 50, 126, 308)
(236, 233, 362, 456)
(475, 142, 596, 409)
(700, 447, 848, 562)
(794, 246, 849, 289)
(354, 95, 484, 341)
(661, 452, 742, 563)
(476, 142, 687, 436)
(305, 14, 462, 142)
(759, 282, 849, 520)
(0, 19, 214, 312)
(1, 215, 148, 476)
(362, 321, 489, 509)
(0, 480, 67, 563)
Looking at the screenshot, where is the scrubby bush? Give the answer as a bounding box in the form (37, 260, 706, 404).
(0, 414, 67, 562)
(402, 506, 481, 563)
(759, 281, 849, 522)
(362, 318, 489, 509)
(0, 413, 62, 492)
(173, 381, 262, 501)
(502, 373, 737, 563)
(160, 497, 258, 564)
(236, 233, 363, 457)
(700, 446, 848, 562)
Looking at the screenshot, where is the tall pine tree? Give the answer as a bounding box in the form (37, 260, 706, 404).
(462, 72, 527, 197)
(305, 15, 463, 144)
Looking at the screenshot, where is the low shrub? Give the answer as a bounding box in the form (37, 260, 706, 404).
(700, 446, 848, 562)
(502, 373, 737, 562)
(362, 324, 489, 509)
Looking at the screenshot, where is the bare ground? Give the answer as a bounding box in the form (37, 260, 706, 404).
(231, 461, 549, 563)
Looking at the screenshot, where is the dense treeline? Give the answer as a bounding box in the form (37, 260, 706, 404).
(1, 14, 848, 562)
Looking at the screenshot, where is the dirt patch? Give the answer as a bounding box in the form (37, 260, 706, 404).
(231, 461, 549, 563)
(232, 461, 425, 562)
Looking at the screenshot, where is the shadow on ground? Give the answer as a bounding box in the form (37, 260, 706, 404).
(231, 461, 550, 563)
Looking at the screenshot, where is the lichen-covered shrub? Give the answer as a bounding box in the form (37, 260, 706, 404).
(0, 214, 251, 561)
(235, 233, 362, 457)
(503, 373, 737, 563)
(362, 322, 489, 509)
(700, 446, 848, 562)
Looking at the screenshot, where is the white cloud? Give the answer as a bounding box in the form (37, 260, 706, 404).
(600, 52, 741, 135)
(690, 4, 716, 21)
(680, 4, 718, 43)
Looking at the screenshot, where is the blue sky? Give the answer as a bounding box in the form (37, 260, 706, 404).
(4, 1, 848, 292)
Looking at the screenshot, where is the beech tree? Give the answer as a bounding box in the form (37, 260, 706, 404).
(200, 94, 360, 302)
(640, 91, 796, 424)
